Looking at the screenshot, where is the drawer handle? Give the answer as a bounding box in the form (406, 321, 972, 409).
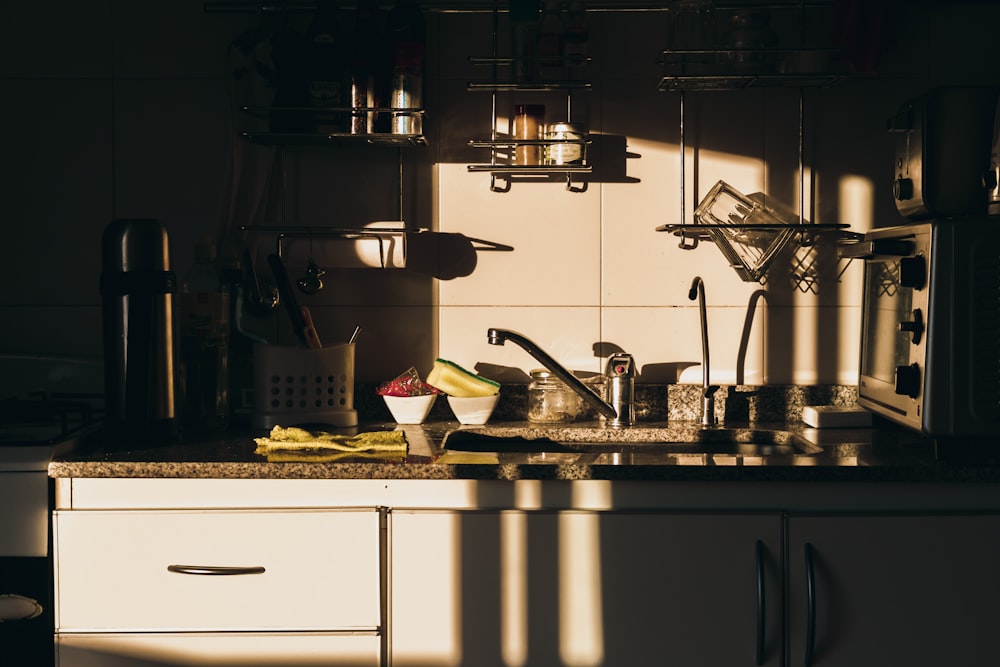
(167, 564, 266, 576)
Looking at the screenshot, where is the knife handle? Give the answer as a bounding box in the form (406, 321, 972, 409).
(300, 306, 323, 350)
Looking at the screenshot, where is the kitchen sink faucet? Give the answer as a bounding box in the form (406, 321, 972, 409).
(688, 277, 720, 426)
(487, 328, 634, 427)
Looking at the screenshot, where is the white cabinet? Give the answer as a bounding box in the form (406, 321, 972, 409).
(390, 509, 783, 667)
(53, 506, 382, 667)
(786, 514, 1000, 667)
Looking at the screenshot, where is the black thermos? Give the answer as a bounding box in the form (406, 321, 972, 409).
(100, 219, 179, 448)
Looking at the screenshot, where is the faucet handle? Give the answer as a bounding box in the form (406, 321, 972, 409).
(605, 353, 635, 378)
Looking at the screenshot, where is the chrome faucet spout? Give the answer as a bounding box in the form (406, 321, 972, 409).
(486, 327, 632, 426)
(688, 277, 719, 426)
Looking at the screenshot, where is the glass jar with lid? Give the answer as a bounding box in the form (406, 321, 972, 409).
(527, 369, 586, 423)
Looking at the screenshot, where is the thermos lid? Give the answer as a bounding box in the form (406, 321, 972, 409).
(102, 218, 171, 273)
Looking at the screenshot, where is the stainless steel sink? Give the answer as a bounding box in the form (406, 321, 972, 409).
(440, 425, 822, 464)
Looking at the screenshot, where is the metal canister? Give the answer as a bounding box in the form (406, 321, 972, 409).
(544, 122, 587, 165)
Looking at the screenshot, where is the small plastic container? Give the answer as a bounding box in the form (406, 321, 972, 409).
(527, 369, 586, 423)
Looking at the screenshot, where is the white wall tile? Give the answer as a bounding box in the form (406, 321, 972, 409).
(601, 303, 765, 386)
(763, 305, 862, 385)
(437, 164, 602, 307)
(0, 1, 113, 77)
(0, 80, 113, 310)
(439, 306, 603, 380)
(113, 0, 248, 79)
(309, 304, 436, 384)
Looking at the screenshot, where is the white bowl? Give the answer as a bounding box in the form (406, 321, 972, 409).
(383, 394, 437, 424)
(447, 394, 499, 425)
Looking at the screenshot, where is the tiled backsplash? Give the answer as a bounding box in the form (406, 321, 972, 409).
(3, 1, 1000, 396)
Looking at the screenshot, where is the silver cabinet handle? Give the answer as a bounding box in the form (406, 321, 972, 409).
(755, 539, 766, 666)
(804, 543, 816, 667)
(167, 564, 265, 575)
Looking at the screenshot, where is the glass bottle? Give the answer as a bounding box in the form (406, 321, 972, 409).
(665, 0, 716, 76)
(348, 0, 386, 134)
(512, 103, 545, 165)
(387, 0, 425, 135)
(536, 0, 564, 81)
(562, 0, 588, 80)
(509, 0, 540, 83)
(178, 237, 230, 434)
(306, 0, 348, 133)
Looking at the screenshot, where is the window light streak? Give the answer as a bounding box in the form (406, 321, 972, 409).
(558, 512, 604, 667)
(501, 511, 528, 667)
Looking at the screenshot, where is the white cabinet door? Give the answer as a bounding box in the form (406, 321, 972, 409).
(787, 514, 1000, 667)
(391, 509, 782, 667)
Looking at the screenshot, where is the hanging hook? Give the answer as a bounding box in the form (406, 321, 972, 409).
(566, 174, 588, 193)
(297, 231, 325, 295)
(490, 173, 511, 193)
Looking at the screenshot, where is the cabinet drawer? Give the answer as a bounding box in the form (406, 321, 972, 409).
(54, 509, 380, 632)
(56, 632, 380, 667)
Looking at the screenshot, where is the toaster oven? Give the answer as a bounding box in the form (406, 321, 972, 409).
(847, 219, 1000, 436)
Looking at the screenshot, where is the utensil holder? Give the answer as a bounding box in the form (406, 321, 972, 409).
(252, 343, 358, 429)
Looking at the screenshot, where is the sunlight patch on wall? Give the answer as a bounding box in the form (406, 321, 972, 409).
(696, 150, 767, 201)
(839, 174, 876, 233)
(558, 512, 604, 667)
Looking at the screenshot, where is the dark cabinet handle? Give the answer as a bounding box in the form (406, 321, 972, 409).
(755, 539, 766, 666)
(167, 564, 266, 575)
(804, 543, 816, 667)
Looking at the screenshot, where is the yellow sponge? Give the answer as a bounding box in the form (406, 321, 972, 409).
(427, 358, 500, 397)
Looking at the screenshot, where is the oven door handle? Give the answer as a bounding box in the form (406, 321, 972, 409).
(0, 594, 43, 621)
(167, 564, 266, 576)
(838, 238, 915, 259)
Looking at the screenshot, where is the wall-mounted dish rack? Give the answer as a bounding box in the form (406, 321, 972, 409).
(653, 2, 862, 287)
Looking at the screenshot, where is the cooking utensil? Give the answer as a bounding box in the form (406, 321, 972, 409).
(297, 258, 325, 295)
(300, 306, 323, 349)
(267, 253, 310, 348)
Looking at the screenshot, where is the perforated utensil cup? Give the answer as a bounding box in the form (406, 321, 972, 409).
(252, 343, 358, 428)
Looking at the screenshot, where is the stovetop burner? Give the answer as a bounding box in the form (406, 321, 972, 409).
(0, 391, 104, 446)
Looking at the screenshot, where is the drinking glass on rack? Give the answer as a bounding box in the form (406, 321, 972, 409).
(665, 0, 717, 76)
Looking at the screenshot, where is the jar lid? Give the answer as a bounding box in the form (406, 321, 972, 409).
(545, 122, 587, 134)
(530, 368, 555, 379)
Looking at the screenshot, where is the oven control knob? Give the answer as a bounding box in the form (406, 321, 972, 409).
(893, 176, 914, 201)
(897, 308, 924, 345)
(899, 255, 927, 290)
(894, 363, 921, 399)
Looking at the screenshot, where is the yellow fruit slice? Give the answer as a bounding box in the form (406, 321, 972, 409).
(427, 358, 500, 397)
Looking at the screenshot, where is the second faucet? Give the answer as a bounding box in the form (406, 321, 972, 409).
(688, 277, 720, 426)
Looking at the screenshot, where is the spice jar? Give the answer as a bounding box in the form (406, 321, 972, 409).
(512, 104, 545, 165)
(527, 369, 585, 423)
(544, 122, 588, 165)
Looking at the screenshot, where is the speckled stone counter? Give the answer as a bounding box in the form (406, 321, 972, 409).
(47, 384, 1000, 483)
(47, 418, 1000, 483)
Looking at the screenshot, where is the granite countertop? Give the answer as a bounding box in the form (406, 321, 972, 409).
(46, 417, 1000, 483)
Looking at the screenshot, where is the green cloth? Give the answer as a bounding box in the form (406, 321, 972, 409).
(254, 425, 407, 455)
